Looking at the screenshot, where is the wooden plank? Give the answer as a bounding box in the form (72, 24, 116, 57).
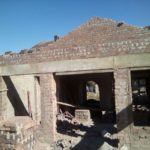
(57, 101, 101, 111)
(55, 69, 113, 76)
(57, 101, 76, 108)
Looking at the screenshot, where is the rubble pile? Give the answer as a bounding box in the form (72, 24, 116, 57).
(57, 110, 80, 126)
(54, 139, 73, 150)
(0, 117, 37, 150)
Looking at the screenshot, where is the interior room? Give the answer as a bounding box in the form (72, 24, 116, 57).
(131, 70, 150, 126)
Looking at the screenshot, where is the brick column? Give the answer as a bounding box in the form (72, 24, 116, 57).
(0, 77, 2, 116)
(40, 74, 57, 142)
(114, 69, 133, 149)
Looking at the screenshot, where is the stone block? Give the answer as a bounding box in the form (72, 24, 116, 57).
(75, 109, 91, 122)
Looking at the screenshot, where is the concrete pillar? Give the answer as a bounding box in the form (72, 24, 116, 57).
(114, 69, 133, 149)
(40, 74, 57, 142)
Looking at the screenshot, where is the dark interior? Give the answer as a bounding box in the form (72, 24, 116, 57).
(55, 72, 116, 123)
(131, 70, 150, 126)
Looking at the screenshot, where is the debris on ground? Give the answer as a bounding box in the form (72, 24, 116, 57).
(56, 111, 118, 150)
(101, 129, 112, 139)
(57, 109, 80, 126)
(54, 139, 73, 150)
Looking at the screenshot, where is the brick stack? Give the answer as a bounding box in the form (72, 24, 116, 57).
(0, 116, 37, 150)
(75, 109, 91, 123)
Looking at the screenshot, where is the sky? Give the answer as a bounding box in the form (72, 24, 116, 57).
(0, 0, 150, 54)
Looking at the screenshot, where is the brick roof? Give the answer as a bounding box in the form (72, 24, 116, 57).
(31, 17, 150, 57)
(1, 17, 150, 65)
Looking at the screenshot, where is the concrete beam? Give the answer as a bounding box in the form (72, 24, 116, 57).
(0, 57, 114, 75)
(0, 53, 150, 76)
(114, 53, 150, 68)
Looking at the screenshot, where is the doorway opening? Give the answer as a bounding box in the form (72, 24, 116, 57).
(55, 72, 116, 123)
(131, 70, 150, 126)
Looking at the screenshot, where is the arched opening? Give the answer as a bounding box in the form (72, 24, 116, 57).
(86, 81, 100, 101)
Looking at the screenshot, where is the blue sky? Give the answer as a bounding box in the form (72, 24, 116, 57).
(0, 0, 150, 54)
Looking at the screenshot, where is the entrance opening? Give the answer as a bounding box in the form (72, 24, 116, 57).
(131, 70, 150, 126)
(55, 72, 118, 149)
(55, 72, 116, 123)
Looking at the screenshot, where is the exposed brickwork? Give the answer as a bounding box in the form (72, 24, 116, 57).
(114, 69, 133, 149)
(0, 17, 150, 66)
(0, 77, 2, 116)
(0, 17, 150, 149)
(40, 74, 57, 142)
(0, 117, 36, 150)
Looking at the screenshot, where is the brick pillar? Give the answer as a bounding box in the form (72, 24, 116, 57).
(40, 74, 57, 142)
(0, 76, 2, 116)
(114, 69, 133, 149)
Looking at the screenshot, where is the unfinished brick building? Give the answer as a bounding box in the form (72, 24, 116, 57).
(0, 17, 150, 149)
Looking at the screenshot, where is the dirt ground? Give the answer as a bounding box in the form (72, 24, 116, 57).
(55, 118, 118, 150)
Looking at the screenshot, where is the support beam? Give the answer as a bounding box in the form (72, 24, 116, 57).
(0, 77, 2, 116)
(40, 74, 57, 142)
(114, 69, 133, 149)
(0, 53, 150, 76)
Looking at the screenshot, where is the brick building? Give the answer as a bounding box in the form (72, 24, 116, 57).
(0, 17, 150, 149)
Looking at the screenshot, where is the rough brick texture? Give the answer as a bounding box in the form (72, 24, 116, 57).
(40, 74, 57, 142)
(114, 69, 133, 149)
(0, 17, 150, 65)
(0, 117, 36, 150)
(0, 77, 2, 116)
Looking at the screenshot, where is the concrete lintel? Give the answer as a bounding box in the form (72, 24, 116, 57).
(114, 53, 150, 68)
(0, 53, 150, 76)
(0, 57, 114, 75)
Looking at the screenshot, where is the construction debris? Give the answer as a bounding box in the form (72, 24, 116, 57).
(101, 130, 112, 139)
(54, 139, 72, 150)
(75, 109, 91, 123)
(57, 110, 80, 126)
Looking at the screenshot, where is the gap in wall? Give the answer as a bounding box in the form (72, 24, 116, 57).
(131, 70, 150, 126)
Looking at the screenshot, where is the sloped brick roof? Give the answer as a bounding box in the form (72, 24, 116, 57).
(1, 17, 150, 65)
(31, 17, 150, 57)
(37, 18, 149, 47)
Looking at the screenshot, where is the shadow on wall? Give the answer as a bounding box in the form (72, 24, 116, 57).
(117, 104, 133, 133)
(56, 104, 133, 150)
(3, 76, 29, 116)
